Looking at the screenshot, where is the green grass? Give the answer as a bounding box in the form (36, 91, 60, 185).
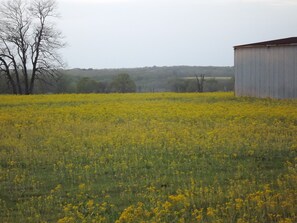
(0, 92, 296, 222)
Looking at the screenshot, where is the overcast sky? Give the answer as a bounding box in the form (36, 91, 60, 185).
(57, 0, 297, 69)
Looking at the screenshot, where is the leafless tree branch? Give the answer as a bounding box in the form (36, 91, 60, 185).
(0, 0, 65, 94)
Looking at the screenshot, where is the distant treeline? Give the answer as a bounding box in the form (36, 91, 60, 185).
(0, 66, 234, 94)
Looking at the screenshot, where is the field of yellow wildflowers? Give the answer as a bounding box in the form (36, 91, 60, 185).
(0, 92, 296, 222)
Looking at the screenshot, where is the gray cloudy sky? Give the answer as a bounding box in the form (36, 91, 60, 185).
(57, 0, 297, 68)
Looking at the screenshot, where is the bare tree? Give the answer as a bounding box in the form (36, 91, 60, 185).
(0, 0, 65, 94)
(195, 74, 205, 93)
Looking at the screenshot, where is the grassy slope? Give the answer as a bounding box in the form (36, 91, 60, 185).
(0, 93, 296, 222)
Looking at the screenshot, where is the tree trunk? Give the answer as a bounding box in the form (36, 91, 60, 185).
(0, 57, 17, 94)
(11, 59, 23, 95)
(195, 74, 205, 93)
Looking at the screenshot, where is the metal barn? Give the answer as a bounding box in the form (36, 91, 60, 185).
(234, 37, 297, 99)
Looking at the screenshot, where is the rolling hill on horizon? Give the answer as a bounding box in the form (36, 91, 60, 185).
(62, 65, 234, 92)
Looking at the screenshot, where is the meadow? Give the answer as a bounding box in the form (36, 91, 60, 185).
(0, 92, 296, 223)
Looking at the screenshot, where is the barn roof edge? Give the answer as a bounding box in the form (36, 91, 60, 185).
(234, 37, 297, 49)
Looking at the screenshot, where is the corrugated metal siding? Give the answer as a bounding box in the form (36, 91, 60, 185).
(235, 45, 297, 99)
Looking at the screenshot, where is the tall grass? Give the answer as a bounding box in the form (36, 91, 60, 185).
(0, 93, 296, 222)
